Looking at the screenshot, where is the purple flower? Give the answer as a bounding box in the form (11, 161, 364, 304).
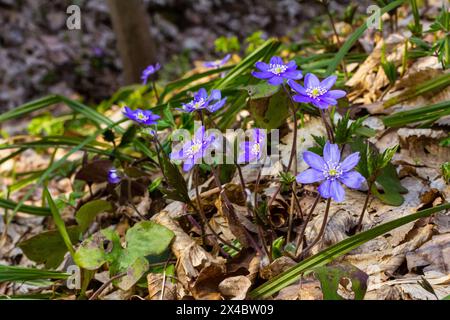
(170, 126, 215, 172)
(141, 63, 161, 84)
(296, 142, 365, 202)
(251, 56, 303, 86)
(108, 168, 121, 184)
(203, 54, 231, 68)
(287, 74, 346, 110)
(178, 88, 227, 113)
(237, 128, 266, 163)
(123, 106, 160, 126)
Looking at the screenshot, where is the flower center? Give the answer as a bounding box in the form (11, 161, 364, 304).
(268, 64, 288, 75)
(193, 98, 205, 109)
(136, 112, 148, 121)
(323, 161, 343, 180)
(186, 140, 203, 157)
(251, 143, 261, 155)
(306, 86, 327, 99)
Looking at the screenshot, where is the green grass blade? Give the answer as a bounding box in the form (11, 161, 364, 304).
(383, 100, 450, 127)
(43, 187, 76, 257)
(325, 0, 406, 76)
(382, 73, 450, 109)
(160, 66, 232, 101)
(9, 119, 125, 222)
(250, 202, 450, 298)
(0, 198, 50, 216)
(0, 265, 69, 283)
(0, 95, 60, 123)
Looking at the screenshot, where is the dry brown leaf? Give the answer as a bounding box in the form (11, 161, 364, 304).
(218, 276, 252, 300)
(406, 234, 450, 275)
(147, 273, 177, 300)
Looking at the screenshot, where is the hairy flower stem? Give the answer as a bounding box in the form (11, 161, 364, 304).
(294, 193, 321, 257)
(193, 167, 239, 252)
(320, 109, 335, 143)
(235, 163, 270, 259)
(152, 80, 160, 104)
(151, 134, 169, 183)
(254, 167, 262, 209)
(127, 178, 146, 220)
(266, 84, 299, 217)
(299, 197, 331, 259)
(282, 84, 298, 173)
(356, 182, 373, 233)
(212, 166, 268, 259)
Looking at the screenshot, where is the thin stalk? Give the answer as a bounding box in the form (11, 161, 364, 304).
(211, 166, 267, 258)
(127, 179, 146, 220)
(254, 166, 262, 210)
(235, 163, 270, 259)
(320, 109, 335, 143)
(299, 197, 331, 258)
(152, 80, 160, 104)
(282, 84, 298, 173)
(356, 182, 373, 232)
(89, 272, 127, 300)
(193, 167, 239, 251)
(294, 193, 321, 257)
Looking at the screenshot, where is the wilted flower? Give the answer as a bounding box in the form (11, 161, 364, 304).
(178, 88, 227, 113)
(108, 168, 121, 184)
(237, 128, 266, 163)
(170, 126, 215, 172)
(251, 56, 303, 86)
(296, 142, 365, 202)
(287, 74, 346, 110)
(203, 54, 231, 68)
(123, 106, 160, 126)
(141, 63, 161, 84)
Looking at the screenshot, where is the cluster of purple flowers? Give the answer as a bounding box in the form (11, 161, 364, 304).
(251, 55, 362, 202)
(169, 126, 216, 172)
(178, 88, 227, 113)
(121, 55, 363, 203)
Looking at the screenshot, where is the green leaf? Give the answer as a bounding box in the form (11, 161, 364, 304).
(313, 263, 368, 300)
(249, 88, 290, 129)
(115, 257, 149, 291)
(75, 200, 112, 233)
(74, 228, 121, 270)
(244, 82, 280, 99)
(0, 265, 69, 283)
(249, 202, 450, 298)
(160, 148, 190, 203)
(124, 221, 174, 263)
(44, 187, 76, 257)
(18, 226, 81, 269)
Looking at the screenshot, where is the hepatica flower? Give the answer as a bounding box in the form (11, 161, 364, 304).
(237, 128, 266, 163)
(252, 56, 302, 86)
(141, 63, 161, 84)
(123, 106, 160, 126)
(288, 73, 346, 110)
(297, 142, 365, 202)
(178, 88, 226, 113)
(203, 54, 231, 68)
(108, 168, 121, 184)
(170, 126, 215, 172)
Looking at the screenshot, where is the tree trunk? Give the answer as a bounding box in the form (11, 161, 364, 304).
(107, 0, 156, 84)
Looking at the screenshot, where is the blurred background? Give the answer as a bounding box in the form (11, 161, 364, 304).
(0, 0, 372, 112)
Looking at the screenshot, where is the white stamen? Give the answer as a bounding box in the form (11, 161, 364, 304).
(268, 64, 288, 75)
(306, 86, 327, 98)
